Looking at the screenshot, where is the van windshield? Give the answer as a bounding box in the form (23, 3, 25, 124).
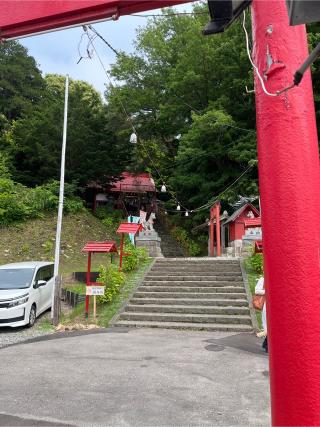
(0, 268, 34, 289)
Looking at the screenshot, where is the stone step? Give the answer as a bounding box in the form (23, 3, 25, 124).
(124, 304, 250, 315)
(114, 320, 253, 332)
(154, 259, 240, 264)
(129, 297, 249, 307)
(145, 276, 243, 282)
(139, 285, 246, 294)
(155, 264, 240, 271)
(133, 291, 246, 299)
(149, 268, 241, 275)
(142, 281, 244, 287)
(119, 312, 252, 325)
(145, 272, 242, 282)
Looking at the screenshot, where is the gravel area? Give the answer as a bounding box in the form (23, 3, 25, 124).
(0, 312, 55, 349)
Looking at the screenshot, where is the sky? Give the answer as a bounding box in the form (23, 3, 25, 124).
(21, 4, 195, 96)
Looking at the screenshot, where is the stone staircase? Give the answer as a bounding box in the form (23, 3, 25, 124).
(114, 258, 253, 332)
(153, 219, 185, 258)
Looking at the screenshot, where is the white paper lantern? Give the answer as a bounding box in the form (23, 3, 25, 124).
(130, 132, 137, 144)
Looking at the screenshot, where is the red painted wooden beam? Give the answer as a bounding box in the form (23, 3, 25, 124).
(0, 0, 191, 40)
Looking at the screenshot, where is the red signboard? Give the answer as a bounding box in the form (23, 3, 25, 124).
(0, 0, 190, 40)
(244, 217, 261, 228)
(117, 222, 143, 235)
(82, 241, 118, 253)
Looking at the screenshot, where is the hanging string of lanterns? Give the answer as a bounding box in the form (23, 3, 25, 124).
(129, 132, 190, 216)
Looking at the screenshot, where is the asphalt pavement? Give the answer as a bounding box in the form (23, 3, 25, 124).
(0, 328, 270, 427)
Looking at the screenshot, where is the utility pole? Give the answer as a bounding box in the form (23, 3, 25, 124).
(252, 1, 320, 425)
(52, 75, 69, 324)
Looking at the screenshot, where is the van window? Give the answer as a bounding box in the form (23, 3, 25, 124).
(0, 268, 34, 289)
(36, 266, 54, 282)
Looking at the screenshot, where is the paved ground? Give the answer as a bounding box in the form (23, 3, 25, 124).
(0, 328, 270, 427)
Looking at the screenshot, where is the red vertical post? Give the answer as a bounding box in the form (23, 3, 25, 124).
(252, 1, 320, 425)
(119, 234, 124, 271)
(209, 207, 214, 257)
(85, 252, 91, 318)
(215, 203, 221, 257)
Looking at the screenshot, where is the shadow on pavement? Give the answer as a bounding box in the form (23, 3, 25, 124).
(204, 333, 268, 357)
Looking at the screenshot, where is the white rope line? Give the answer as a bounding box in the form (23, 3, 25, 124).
(242, 11, 278, 97)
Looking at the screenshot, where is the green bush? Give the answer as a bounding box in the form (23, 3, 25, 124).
(136, 247, 148, 263)
(0, 178, 83, 226)
(188, 241, 201, 256)
(96, 207, 123, 232)
(250, 253, 264, 275)
(172, 226, 201, 256)
(122, 243, 139, 272)
(95, 206, 123, 220)
(97, 264, 125, 304)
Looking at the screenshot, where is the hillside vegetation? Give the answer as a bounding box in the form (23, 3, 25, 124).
(0, 210, 115, 274)
(1, 4, 320, 242)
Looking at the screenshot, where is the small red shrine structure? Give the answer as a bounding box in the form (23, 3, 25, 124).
(82, 241, 118, 318)
(89, 172, 157, 215)
(116, 223, 143, 271)
(223, 203, 261, 247)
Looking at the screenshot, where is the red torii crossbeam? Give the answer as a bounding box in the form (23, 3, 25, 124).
(0, 0, 190, 40)
(82, 241, 118, 317)
(116, 222, 143, 271)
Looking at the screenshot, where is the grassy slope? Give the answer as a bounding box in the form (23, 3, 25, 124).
(0, 210, 119, 275)
(0, 210, 152, 329)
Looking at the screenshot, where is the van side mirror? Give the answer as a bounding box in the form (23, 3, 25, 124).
(34, 280, 46, 288)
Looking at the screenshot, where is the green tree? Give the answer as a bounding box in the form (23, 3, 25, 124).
(106, 5, 257, 213)
(0, 41, 44, 120)
(9, 74, 129, 186)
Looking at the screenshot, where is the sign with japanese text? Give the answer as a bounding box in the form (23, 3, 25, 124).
(86, 286, 105, 296)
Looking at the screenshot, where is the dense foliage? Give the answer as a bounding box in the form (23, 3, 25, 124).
(0, 42, 130, 189)
(1, 9, 320, 237)
(0, 177, 83, 227)
(107, 5, 258, 221)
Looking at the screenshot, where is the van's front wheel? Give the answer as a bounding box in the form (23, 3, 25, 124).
(28, 305, 36, 327)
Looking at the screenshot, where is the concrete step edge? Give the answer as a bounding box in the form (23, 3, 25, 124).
(114, 321, 253, 332)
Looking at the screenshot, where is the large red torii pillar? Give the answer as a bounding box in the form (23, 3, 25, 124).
(1, 1, 320, 424)
(252, 1, 320, 425)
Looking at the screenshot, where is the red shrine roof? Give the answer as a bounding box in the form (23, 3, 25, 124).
(117, 223, 143, 235)
(110, 172, 156, 193)
(82, 241, 118, 253)
(224, 203, 260, 225)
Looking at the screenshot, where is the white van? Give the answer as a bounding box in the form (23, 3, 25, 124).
(0, 261, 54, 327)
